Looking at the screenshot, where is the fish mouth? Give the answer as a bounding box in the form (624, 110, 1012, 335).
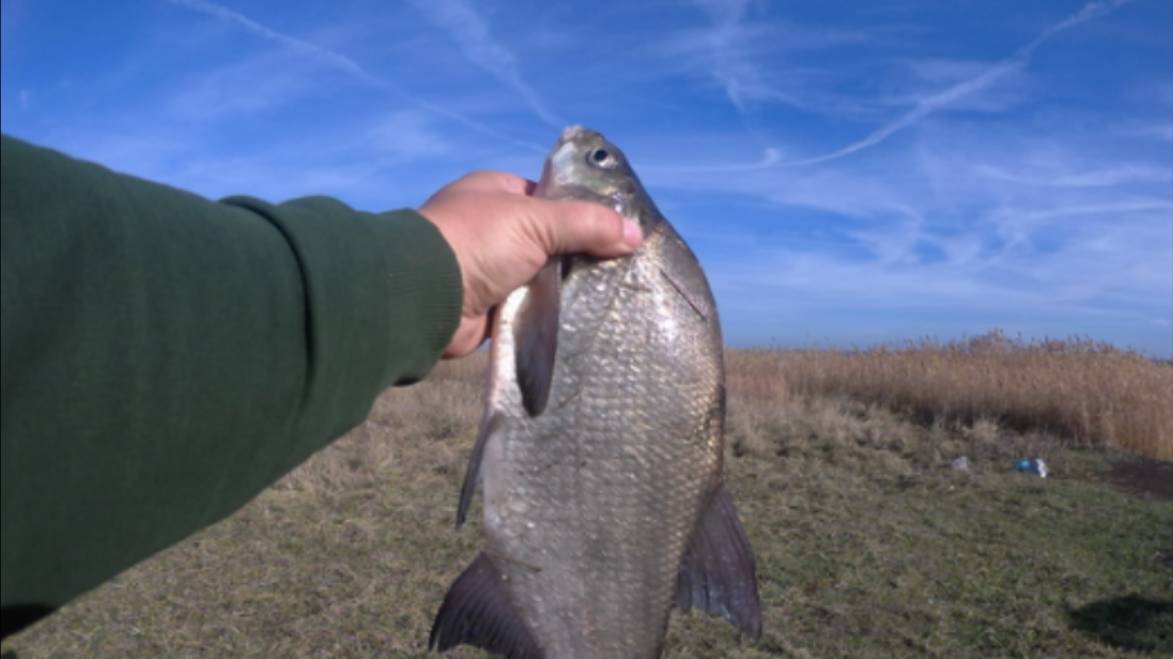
(560, 125, 585, 142)
(557, 124, 602, 147)
(560, 124, 586, 143)
(541, 128, 591, 191)
(542, 126, 638, 218)
(548, 125, 609, 182)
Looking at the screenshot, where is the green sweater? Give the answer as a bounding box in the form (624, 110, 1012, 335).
(0, 135, 462, 636)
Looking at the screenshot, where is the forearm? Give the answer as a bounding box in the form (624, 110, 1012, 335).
(0, 135, 460, 623)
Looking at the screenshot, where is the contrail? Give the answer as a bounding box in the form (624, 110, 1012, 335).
(169, 0, 385, 87)
(409, 0, 564, 128)
(780, 0, 1133, 167)
(168, 0, 545, 152)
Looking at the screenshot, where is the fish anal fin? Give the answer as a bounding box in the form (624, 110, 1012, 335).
(515, 260, 560, 416)
(429, 552, 543, 659)
(456, 412, 502, 528)
(676, 484, 763, 640)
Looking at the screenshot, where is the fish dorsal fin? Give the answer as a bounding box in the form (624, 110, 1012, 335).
(456, 411, 502, 528)
(429, 552, 543, 659)
(514, 259, 560, 416)
(676, 484, 763, 640)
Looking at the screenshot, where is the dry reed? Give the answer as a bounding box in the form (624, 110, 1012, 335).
(767, 332, 1172, 461)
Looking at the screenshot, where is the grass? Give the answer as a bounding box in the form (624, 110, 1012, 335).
(763, 332, 1173, 461)
(4, 347, 1171, 657)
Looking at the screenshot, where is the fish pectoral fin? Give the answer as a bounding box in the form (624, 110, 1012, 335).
(429, 552, 543, 659)
(514, 259, 561, 417)
(676, 484, 763, 640)
(658, 266, 711, 321)
(456, 412, 502, 528)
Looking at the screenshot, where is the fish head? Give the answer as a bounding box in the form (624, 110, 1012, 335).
(536, 125, 661, 234)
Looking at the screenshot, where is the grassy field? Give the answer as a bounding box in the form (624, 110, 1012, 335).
(741, 333, 1173, 461)
(4, 347, 1171, 657)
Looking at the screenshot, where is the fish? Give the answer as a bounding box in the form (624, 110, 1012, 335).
(428, 126, 761, 658)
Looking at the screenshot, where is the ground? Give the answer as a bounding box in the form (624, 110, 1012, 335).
(4, 356, 1171, 657)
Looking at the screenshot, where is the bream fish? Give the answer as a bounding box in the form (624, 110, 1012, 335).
(429, 126, 761, 658)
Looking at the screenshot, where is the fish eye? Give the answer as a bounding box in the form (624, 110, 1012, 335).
(588, 147, 618, 168)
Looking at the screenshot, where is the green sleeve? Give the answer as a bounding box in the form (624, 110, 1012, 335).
(0, 135, 462, 631)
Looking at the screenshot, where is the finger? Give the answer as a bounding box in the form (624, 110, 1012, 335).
(443, 315, 488, 359)
(455, 170, 533, 195)
(529, 199, 642, 258)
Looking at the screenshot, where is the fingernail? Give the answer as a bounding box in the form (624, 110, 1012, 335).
(622, 219, 642, 247)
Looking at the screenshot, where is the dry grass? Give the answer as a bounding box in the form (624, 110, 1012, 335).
(767, 332, 1173, 461)
(4, 346, 1171, 657)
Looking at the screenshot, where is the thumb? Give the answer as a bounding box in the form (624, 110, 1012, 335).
(528, 198, 643, 258)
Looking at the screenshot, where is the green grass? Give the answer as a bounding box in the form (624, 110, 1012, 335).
(4, 355, 1171, 657)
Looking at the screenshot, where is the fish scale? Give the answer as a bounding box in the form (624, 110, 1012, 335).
(430, 127, 760, 659)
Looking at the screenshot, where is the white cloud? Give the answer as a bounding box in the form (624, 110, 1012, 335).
(779, 0, 1135, 166)
(165, 52, 317, 120)
(168, 0, 385, 88)
(168, 0, 546, 153)
(409, 0, 563, 128)
(661, 2, 878, 115)
(367, 111, 453, 161)
(974, 163, 1172, 187)
(51, 131, 188, 181)
(631, 112, 1171, 350)
(1128, 121, 1173, 142)
(687, 0, 760, 112)
(883, 58, 1032, 114)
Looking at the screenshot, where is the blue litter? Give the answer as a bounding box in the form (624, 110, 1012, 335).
(1015, 458, 1048, 478)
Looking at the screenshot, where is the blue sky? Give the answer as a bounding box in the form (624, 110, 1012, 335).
(3, 0, 1171, 356)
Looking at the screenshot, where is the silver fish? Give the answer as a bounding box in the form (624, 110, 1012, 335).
(429, 126, 761, 658)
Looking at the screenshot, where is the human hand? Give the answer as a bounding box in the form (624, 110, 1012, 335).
(419, 170, 642, 358)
